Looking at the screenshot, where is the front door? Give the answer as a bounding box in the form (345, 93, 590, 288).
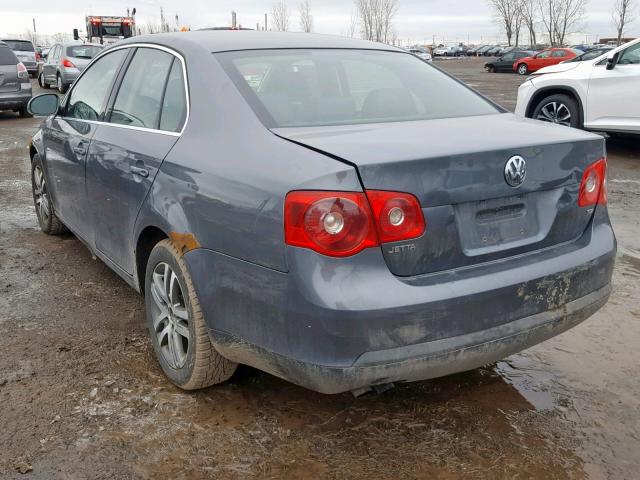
(43, 48, 128, 236)
(586, 42, 640, 132)
(86, 47, 187, 273)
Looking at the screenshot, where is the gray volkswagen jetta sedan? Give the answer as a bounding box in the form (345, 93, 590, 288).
(27, 31, 615, 394)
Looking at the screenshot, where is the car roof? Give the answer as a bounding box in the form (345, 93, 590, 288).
(1, 38, 33, 43)
(116, 31, 404, 54)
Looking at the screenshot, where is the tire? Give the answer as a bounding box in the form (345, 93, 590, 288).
(19, 107, 32, 118)
(31, 154, 67, 235)
(145, 239, 237, 390)
(57, 74, 68, 94)
(486, 65, 495, 73)
(517, 63, 529, 75)
(39, 73, 49, 89)
(531, 94, 580, 129)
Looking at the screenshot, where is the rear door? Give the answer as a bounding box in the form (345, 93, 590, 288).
(44, 48, 129, 237)
(585, 41, 640, 132)
(0, 46, 19, 93)
(86, 46, 187, 273)
(42, 45, 60, 84)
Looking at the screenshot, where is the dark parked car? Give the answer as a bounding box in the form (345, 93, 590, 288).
(563, 47, 614, 62)
(485, 50, 534, 72)
(26, 31, 615, 394)
(38, 42, 104, 93)
(1, 39, 37, 77)
(0, 41, 32, 117)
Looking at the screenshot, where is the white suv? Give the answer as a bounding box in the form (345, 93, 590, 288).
(515, 38, 640, 135)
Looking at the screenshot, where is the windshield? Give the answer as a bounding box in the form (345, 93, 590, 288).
(2, 40, 34, 52)
(67, 45, 103, 58)
(218, 49, 498, 128)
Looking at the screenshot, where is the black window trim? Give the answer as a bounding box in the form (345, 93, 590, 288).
(59, 43, 190, 137)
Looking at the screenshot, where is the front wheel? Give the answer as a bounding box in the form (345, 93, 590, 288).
(145, 239, 237, 390)
(531, 94, 580, 128)
(517, 63, 528, 75)
(31, 154, 67, 234)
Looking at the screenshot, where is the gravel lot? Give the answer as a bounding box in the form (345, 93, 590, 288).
(0, 56, 638, 479)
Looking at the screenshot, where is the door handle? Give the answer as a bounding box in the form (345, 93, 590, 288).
(130, 166, 149, 178)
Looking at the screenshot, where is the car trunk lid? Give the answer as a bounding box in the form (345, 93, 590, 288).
(273, 113, 605, 276)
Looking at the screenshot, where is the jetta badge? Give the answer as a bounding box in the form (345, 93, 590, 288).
(504, 155, 527, 187)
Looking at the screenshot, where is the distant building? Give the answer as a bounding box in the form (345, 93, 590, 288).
(598, 37, 636, 45)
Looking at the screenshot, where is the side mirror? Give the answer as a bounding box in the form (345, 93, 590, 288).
(73, 28, 79, 41)
(606, 52, 619, 70)
(28, 94, 60, 117)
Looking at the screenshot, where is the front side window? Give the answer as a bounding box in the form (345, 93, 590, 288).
(551, 50, 566, 58)
(218, 49, 498, 128)
(537, 51, 551, 59)
(65, 49, 127, 121)
(619, 43, 640, 65)
(502, 53, 515, 61)
(109, 47, 174, 129)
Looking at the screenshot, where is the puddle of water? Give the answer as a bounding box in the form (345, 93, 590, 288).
(494, 357, 556, 411)
(619, 253, 640, 274)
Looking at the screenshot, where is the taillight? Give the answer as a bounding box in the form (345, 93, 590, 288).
(365, 190, 425, 243)
(16, 62, 28, 79)
(284, 191, 378, 257)
(62, 58, 76, 68)
(578, 158, 607, 207)
(284, 190, 425, 257)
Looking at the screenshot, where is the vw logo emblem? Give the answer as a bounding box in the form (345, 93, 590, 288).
(504, 155, 527, 188)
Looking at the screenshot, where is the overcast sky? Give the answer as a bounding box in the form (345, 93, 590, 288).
(1, 0, 638, 44)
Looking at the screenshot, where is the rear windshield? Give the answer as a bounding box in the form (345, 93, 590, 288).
(218, 49, 498, 128)
(2, 40, 34, 52)
(67, 45, 103, 59)
(0, 46, 18, 64)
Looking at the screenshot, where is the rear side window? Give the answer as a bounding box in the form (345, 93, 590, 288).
(109, 48, 174, 129)
(159, 60, 187, 132)
(0, 46, 18, 65)
(2, 40, 34, 52)
(218, 49, 498, 128)
(66, 49, 127, 121)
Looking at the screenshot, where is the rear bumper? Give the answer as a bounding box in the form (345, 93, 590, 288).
(185, 212, 615, 394)
(212, 284, 610, 393)
(0, 90, 31, 110)
(60, 69, 80, 85)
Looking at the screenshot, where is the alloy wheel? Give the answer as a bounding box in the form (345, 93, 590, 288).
(536, 102, 572, 126)
(33, 165, 50, 224)
(150, 262, 191, 369)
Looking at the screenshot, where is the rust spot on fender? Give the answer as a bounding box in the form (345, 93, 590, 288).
(169, 231, 201, 256)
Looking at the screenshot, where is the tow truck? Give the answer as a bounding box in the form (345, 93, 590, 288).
(85, 16, 135, 45)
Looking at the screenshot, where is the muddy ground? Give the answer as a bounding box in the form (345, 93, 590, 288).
(0, 57, 639, 479)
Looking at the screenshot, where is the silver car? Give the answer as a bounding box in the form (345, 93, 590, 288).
(38, 42, 103, 93)
(1, 39, 37, 77)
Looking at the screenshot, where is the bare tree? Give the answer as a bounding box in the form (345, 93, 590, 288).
(272, 1, 290, 31)
(299, 0, 313, 32)
(347, 10, 358, 37)
(519, 0, 538, 47)
(488, 0, 520, 46)
(538, 0, 587, 46)
(613, 0, 636, 45)
(355, 0, 399, 43)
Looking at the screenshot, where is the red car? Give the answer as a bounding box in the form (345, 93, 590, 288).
(513, 48, 580, 75)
